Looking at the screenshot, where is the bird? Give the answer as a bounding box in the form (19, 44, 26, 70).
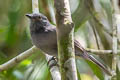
(26, 13, 111, 76)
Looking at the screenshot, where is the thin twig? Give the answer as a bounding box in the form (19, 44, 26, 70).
(91, 23, 100, 49)
(86, 48, 120, 55)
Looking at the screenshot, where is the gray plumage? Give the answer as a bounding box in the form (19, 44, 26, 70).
(26, 13, 111, 75)
(27, 13, 57, 56)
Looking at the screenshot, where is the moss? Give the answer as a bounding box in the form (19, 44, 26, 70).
(57, 27, 75, 80)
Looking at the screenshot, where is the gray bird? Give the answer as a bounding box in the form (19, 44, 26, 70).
(26, 13, 111, 76)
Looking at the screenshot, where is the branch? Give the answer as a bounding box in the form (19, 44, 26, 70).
(32, 0, 39, 13)
(90, 22, 100, 49)
(111, 0, 118, 79)
(54, 0, 78, 80)
(0, 45, 61, 80)
(86, 48, 120, 55)
(45, 54, 61, 80)
(0, 46, 39, 71)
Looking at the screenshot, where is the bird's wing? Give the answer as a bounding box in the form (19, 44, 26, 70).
(74, 39, 112, 76)
(46, 24, 56, 32)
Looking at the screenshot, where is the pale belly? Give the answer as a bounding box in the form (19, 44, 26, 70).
(31, 31, 58, 56)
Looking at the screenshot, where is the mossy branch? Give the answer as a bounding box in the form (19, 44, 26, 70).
(54, 0, 78, 80)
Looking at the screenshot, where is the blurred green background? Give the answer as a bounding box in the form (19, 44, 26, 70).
(0, 0, 120, 80)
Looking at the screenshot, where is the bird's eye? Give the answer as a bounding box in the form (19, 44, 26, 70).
(38, 16, 41, 19)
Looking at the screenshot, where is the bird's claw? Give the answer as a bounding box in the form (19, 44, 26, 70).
(47, 56, 59, 69)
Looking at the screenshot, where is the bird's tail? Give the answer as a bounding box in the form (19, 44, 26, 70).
(74, 40, 112, 76)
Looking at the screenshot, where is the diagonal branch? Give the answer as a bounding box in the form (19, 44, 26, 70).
(0, 46, 38, 71)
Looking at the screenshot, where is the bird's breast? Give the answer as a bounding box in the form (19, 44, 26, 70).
(31, 31, 57, 56)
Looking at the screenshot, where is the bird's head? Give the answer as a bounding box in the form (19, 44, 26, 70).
(26, 13, 48, 22)
(26, 13, 51, 33)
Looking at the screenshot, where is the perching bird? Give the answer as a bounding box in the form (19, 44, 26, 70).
(26, 13, 111, 76)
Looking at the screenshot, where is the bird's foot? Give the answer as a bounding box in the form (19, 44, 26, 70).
(47, 56, 59, 69)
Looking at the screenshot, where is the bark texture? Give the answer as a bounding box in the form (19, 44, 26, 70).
(54, 0, 78, 80)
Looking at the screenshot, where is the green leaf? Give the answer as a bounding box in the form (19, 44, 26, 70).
(117, 66, 120, 80)
(85, 59, 104, 80)
(77, 68, 81, 80)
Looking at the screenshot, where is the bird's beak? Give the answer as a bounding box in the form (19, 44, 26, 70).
(26, 14, 32, 18)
